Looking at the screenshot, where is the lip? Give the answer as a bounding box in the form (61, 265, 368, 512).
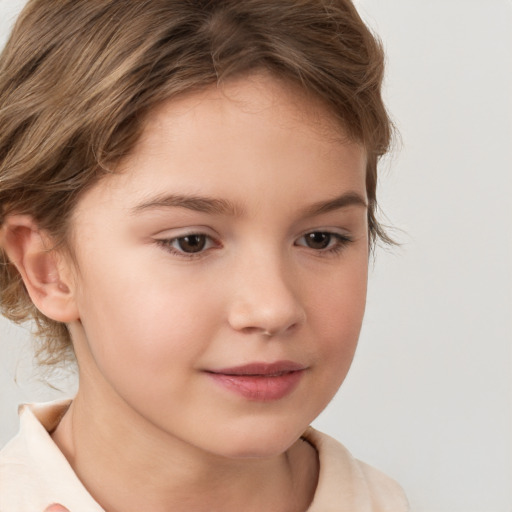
(205, 361, 306, 401)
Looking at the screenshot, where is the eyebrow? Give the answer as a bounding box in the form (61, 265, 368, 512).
(130, 191, 367, 217)
(130, 194, 244, 217)
(300, 192, 368, 217)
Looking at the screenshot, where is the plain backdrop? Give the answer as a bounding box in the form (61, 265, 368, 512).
(0, 1, 511, 511)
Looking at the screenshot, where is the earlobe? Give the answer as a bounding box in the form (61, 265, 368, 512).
(2, 215, 79, 323)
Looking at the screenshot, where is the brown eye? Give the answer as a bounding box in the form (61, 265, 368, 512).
(295, 231, 353, 254)
(304, 232, 332, 250)
(176, 235, 207, 253)
(157, 232, 218, 258)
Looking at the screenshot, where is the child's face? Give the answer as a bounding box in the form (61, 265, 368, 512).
(66, 74, 368, 458)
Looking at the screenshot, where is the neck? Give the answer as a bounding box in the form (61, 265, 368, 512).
(51, 376, 319, 512)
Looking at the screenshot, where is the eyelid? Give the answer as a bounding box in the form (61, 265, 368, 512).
(295, 226, 352, 241)
(154, 229, 221, 259)
(152, 224, 217, 238)
(153, 226, 355, 260)
(294, 229, 354, 254)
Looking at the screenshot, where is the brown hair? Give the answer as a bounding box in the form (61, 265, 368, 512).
(0, 0, 393, 368)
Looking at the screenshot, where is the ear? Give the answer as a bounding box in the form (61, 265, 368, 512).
(1, 215, 79, 323)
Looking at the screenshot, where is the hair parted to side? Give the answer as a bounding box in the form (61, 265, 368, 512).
(0, 0, 394, 368)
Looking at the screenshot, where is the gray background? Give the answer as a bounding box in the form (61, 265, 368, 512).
(1, 1, 511, 511)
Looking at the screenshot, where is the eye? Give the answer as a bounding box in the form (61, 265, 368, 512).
(303, 232, 332, 250)
(156, 233, 217, 257)
(295, 231, 352, 253)
(174, 234, 208, 253)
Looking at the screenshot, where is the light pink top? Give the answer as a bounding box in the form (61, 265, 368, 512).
(0, 401, 409, 511)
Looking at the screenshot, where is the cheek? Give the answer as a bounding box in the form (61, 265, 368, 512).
(73, 278, 211, 413)
(307, 255, 368, 376)
(73, 256, 221, 381)
(295, 259, 367, 422)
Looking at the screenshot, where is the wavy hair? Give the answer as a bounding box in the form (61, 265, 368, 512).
(0, 0, 394, 367)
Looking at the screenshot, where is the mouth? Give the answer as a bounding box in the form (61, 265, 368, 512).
(205, 361, 307, 401)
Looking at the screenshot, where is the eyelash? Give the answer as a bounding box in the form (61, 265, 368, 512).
(155, 234, 219, 260)
(296, 232, 353, 256)
(155, 231, 353, 260)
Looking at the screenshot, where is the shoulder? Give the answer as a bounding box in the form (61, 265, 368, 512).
(303, 427, 410, 512)
(0, 400, 104, 511)
(0, 403, 57, 509)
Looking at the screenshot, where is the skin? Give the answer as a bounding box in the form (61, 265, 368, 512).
(8, 74, 369, 512)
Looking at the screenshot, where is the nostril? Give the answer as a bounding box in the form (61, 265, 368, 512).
(227, 276, 306, 336)
(239, 326, 273, 337)
(237, 318, 303, 338)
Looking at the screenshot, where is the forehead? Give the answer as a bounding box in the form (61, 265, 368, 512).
(73, 74, 367, 223)
(136, 73, 357, 158)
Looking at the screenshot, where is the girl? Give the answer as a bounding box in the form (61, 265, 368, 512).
(0, 1, 409, 510)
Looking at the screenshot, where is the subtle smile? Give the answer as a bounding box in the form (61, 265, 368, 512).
(205, 361, 307, 401)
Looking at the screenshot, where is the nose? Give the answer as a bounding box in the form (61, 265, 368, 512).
(227, 250, 306, 338)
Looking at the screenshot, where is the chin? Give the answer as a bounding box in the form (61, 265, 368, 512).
(205, 419, 307, 460)
(216, 441, 296, 460)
